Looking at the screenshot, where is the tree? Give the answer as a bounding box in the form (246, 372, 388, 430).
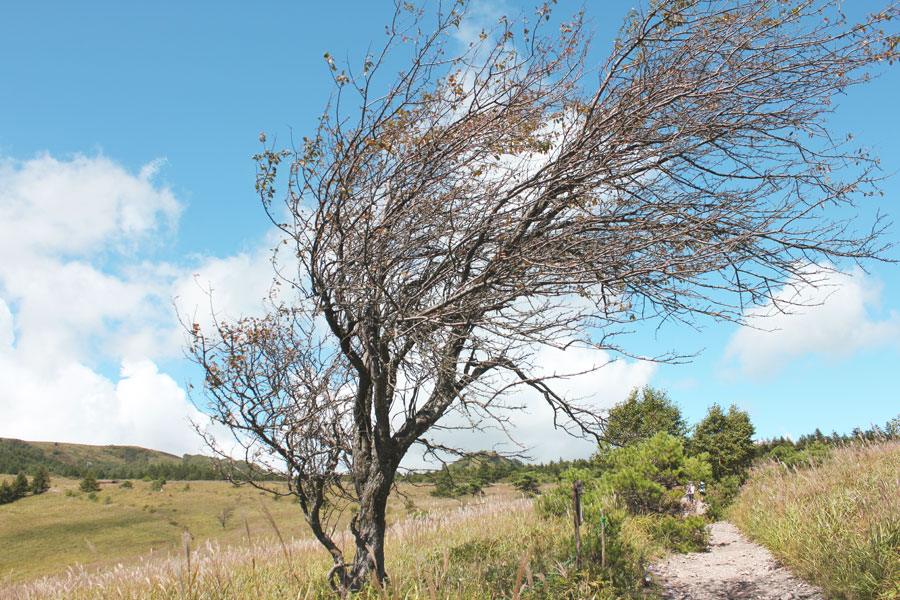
(0, 480, 12, 504)
(600, 432, 711, 514)
(512, 472, 542, 497)
(691, 404, 756, 482)
(11, 473, 29, 501)
(602, 386, 688, 448)
(79, 473, 100, 493)
(30, 467, 50, 495)
(187, 1, 900, 590)
(429, 465, 457, 498)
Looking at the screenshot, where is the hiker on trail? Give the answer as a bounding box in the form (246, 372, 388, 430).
(686, 481, 695, 504)
(699, 481, 706, 499)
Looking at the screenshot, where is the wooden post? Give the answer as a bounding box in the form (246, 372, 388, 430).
(600, 511, 607, 569)
(573, 480, 584, 566)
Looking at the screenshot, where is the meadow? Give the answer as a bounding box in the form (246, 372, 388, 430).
(729, 439, 900, 600)
(0, 471, 681, 599)
(0, 477, 515, 581)
(2, 479, 585, 599)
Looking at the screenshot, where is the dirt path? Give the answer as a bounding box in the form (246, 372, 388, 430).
(650, 521, 825, 600)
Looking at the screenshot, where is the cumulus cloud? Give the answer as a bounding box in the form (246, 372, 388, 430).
(722, 265, 900, 377)
(0, 154, 275, 455)
(0, 151, 653, 462)
(499, 345, 656, 461)
(0, 154, 179, 258)
(413, 344, 656, 467)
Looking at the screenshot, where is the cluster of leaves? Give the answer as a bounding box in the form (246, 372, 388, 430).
(598, 386, 755, 483)
(0, 467, 51, 505)
(600, 432, 711, 514)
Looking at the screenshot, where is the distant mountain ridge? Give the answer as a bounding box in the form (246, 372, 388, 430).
(0, 438, 225, 480)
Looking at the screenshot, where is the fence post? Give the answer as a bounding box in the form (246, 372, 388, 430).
(573, 480, 584, 566)
(600, 511, 607, 568)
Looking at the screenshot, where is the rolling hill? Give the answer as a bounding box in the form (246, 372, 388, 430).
(0, 438, 224, 480)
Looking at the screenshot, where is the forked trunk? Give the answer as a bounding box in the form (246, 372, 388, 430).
(332, 470, 392, 591)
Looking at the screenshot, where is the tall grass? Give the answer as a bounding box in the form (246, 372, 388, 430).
(729, 439, 900, 600)
(1, 497, 604, 600)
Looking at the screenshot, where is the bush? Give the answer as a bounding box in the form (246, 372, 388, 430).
(149, 477, 166, 492)
(650, 515, 708, 553)
(599, 432, 711, 515)
(12, 473, 29, 500)
(119, 480, 133, 489)
(79, 473, 100, 493)
(30, 467, 51, 494)
(704, 475, 742, 520)
(512, 472, 541, 496)
(0, 480, 12, 504)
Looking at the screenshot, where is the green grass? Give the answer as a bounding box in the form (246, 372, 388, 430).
(1, 491, 594, 599)
(0, 478, 519, 585)
(729, 439, 900, 600)
(0, 477, 665, 599)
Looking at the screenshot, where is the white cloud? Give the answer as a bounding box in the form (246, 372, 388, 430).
(0, 154, 275, 455)
(0, 153, 179, 259)
(501, 345, 657, 461)
(412, 344, 656, 467)
(0, 151, 652, 464)
(172, 248, 277, 334)
(722, 265, 900, 377)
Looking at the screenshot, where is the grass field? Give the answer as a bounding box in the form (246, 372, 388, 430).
(1, 480, 601, 600)
(729, 439, 900, 600)
(0, 477, 515, 584)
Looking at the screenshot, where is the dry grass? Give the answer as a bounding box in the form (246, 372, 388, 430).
(1, 495, 576, 600)
(0, 478, 513, 583)
(729, 439, 900, 600)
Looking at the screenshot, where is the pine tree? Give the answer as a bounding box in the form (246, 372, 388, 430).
(30, 467, 51, 495)
(11, 473, 29, 500)
(79, 472, 100, 493)
(0, 480, 12, 504)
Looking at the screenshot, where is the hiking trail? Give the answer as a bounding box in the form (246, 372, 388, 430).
(649, 521, 825, 600)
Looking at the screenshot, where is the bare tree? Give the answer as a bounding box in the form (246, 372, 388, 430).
(187, 0, 899, 590)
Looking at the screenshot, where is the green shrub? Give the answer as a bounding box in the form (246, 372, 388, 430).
(650, 515, 708, 553)
(119, 480, 133, 489)
(512, 472, 541, 496)
(149, 477, 166, 492)
(79, 473, 100, 493)
(30, 467, 51, 494)
(599, 432, 711, 515)
(703, 475, 742, 520)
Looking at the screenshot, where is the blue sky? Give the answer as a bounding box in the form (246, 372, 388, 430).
(0, 1, 898, 462)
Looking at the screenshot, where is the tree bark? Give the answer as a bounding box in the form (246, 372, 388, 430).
(344, 467, 393, 589)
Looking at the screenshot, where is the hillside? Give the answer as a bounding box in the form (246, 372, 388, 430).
(0, 438, 223, 480)
(447, 450, 524, 476)
(729, 439, 900, 599)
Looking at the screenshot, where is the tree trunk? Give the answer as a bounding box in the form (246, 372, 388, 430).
(342, 468, 393, 590)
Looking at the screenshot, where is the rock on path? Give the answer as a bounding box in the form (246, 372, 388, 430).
(650, 521, 825, 600)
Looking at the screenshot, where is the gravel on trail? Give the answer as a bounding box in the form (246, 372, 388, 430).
(650, 521, 825, 600)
